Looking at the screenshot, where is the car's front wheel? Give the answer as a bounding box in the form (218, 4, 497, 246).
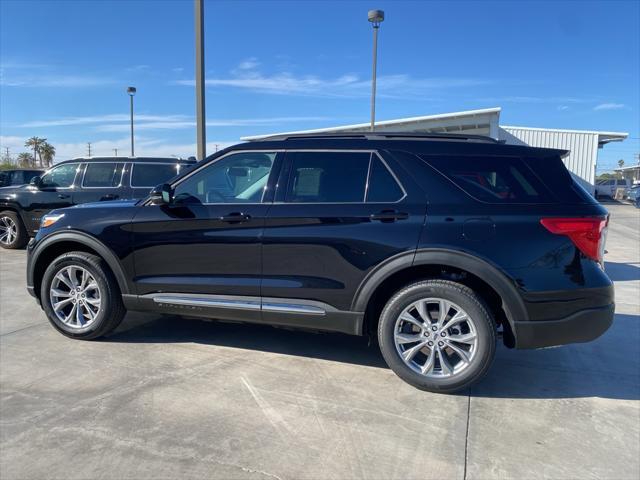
(40, 251, 126, 339)
(378, 279, 496, 393)
(0, 210, 28, 249)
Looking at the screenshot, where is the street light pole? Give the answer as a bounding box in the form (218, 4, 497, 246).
(368, 10, 384, 132)
(195, 0, 206, 161)
(127, 86, 136, 156)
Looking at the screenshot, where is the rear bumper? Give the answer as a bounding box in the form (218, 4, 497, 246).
(513, 303, 614, 349)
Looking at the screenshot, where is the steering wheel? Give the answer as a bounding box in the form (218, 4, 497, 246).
(206, 189, 227, 203)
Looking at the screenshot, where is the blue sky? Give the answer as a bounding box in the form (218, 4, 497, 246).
(1, 0, 638, 171)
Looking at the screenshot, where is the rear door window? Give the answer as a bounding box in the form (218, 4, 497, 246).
(420, 155, 553, 203)
(131, 163, 181, 188)
(285, 152, 370, 203)
(83, 163, 123, 187)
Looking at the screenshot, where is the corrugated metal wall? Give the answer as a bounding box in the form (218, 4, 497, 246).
(499, 127, 598, 193)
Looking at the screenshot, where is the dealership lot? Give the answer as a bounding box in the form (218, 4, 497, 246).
(1, 203, 638, 480)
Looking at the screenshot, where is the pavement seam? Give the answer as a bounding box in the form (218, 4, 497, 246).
(0, 322, 45, 337)
(463, 389, 471, 480)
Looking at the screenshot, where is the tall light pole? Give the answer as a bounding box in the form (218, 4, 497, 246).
(195, 0, 206, 160)
(127, 86, 136, 156)
(368, 9, 384, 132)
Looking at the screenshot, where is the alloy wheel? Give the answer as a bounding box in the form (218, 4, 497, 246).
(393, 298, 478, 378)
(49, 266, 102, 329)
(0, 216, 17, 246)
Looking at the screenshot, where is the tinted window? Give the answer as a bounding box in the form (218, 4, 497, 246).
(286, 152, 370, 203)
(367, 157, 404, 202)
(173, 152, 275, 204)
(0, 172, 9, 187)
(23, 171, 41, 184)
(131, 164, 180, 187)
(83, 163, 123, 187)
(421, 155, 552, 203)
(40, 164, 79, 189)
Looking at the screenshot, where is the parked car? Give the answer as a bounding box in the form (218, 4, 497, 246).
(0, 168, 44, 188)
(26, 133, 614, 393)
(623, 184, 640, 202)
(595, 178, 630, 198)
(0, 157, 195, 249)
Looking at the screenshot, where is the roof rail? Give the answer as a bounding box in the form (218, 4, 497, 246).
(251, 131, 500, 144)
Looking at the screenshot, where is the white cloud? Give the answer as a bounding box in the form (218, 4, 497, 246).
(236, 57, 260, 71)
(19, 114, 188, 128)
(174, 59, 488, 98)
(17, 114, 333, 132)
(0, 63, 117, 88)
(557, 105, 570, 111)
(593, 103, 626, 111)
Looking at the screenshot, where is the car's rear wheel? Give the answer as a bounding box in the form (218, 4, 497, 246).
(0, 210, 28, 249)
(40, 251, 126, 339)
(378, 279, 496, 393)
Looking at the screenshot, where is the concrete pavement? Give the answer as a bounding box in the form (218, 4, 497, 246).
(1, 203, 638, 479)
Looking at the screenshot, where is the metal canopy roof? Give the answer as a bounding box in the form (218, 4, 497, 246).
(241, 107, 502, 141)
(501, 125, 629, 146)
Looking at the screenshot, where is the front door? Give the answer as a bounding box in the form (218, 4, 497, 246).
(131, 150, 280, 321)
(26, 162, 80, 232)
(261, 150, 425, 320)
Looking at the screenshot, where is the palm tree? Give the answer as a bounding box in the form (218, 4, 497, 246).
(16, 152, 34, 168)
(24, 137, 46, 167)
(39, 142, 56, 167)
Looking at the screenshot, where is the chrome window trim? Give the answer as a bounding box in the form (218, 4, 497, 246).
(38, 162, 82, 190)
(159, 149, 406, 207)
(130, 162, 186, 189)
(81, 162, 126, 189)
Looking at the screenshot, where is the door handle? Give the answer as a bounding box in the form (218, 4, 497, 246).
(101, 194, 118, 201)
(370, 210, 409, 222)
(57, 194, 70, 199)
(219, 212, 252, 223)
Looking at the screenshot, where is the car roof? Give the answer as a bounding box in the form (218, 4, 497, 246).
(235, 132, 567, 159)
(54, 156, 196, 165)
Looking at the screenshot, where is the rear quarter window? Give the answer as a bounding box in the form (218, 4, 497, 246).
(131, 163, 181, 187)
(419, 155, 554, 204)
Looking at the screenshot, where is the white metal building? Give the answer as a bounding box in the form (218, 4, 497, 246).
(242, 107, 628, 194)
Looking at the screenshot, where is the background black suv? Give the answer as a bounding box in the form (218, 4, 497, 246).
(26, 133, 614, 393)
(0, 168, 44, 187)
(0, 157, 195, 249)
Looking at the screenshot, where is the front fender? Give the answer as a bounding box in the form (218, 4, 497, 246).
(27, 230, 131, 298)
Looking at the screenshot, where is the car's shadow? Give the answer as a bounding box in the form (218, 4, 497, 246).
(106, 313, 639, 401)
(605, 261, 640, 281)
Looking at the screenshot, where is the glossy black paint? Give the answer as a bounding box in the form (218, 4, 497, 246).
(27, 136, 615, 349)
(0, 157, 195, 234)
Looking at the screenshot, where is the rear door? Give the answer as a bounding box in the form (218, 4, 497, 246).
(72, 162, 126, 205)
(261, 149, 425, 317)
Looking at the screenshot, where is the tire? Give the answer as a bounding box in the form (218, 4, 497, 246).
(0, 210, 29, 249)
(378, 279, 496, 393)
(40, 251, 126, 340)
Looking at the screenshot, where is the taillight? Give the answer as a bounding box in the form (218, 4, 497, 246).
(540, 216, 608, 263)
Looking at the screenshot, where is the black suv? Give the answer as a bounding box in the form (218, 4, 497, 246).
(0, 168, 44, 187)
(0, 157, 195, 249)
(26, 133, 614, 393)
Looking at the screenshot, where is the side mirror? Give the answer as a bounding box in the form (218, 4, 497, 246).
(149, 183, 173, 205)
(29, 176, 42, 188)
